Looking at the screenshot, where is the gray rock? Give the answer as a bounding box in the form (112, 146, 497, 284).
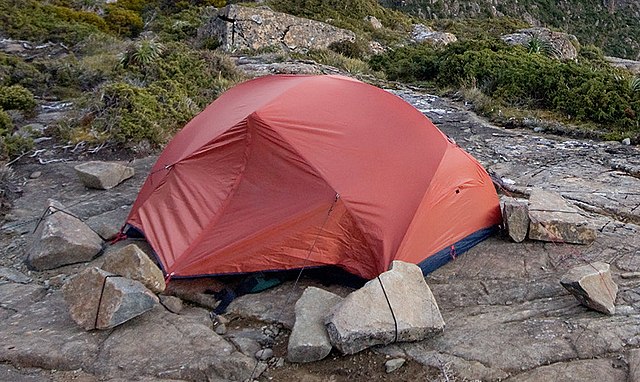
(504, 358, 626, 382)
(74, 161, 135, 190)
(622, 137, 632, 145)
(29, 171, 42, 179)
(84, 206, 130, 240)
(101, 243, 166, 293)
(528, 188, 596, 244)
(62, 267, 159, 330)
(629, 348, 640, 382)
(288, 286, 343, 363)
(199, 5, 355, 53)
(230, 337, 262, 357)
(326, 261, 444, 354)
(255, 348, 273, 361)
(364, 15, 382, 30)
(159, 295, 183, 314)
(385, 358, 405, 373)
(27, 203, 103, 270)
(411, 24, 457, 45)
(501, 27, 579, 60)
(0, 266, 31, 283)
(214, 323, 227, 335)
(560, 262, 618, 315)
(502, 197, 529, 242)
(605, 56, 640, 74)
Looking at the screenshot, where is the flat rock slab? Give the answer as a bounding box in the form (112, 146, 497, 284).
(561, 262, 618, 314)
(0, 266, 31, 283)
(0, 282, 260, 381)
(502, 197, 529, 242)
(326, 261, 444, 354)
(528, 188, 596, 244)
(101, 243, 166, 293)
(288, 286, 343, 363)
(504, 358, 626, 382)
(62, 267, 159, 330)
(27, 205, 103, 270)
(74, 161, 135, 190)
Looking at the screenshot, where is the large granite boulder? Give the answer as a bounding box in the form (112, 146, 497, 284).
(101, 243, 166, 294)
(74, 161, 135, 190)
(528, 188, 596, 244)
(326, 261, 444, 354)
(198, 5, 356, 53)
(62, 267, 159, 330)
(501, 27, 579, 60)
(560, 262, 618, 315)
(288, 287, 343, 363)
(605, 56, 640, 74)
(27, 201, 103, 270)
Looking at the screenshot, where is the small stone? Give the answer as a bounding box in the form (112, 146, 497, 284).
(214, 323, 227, 335)
(0, 266, 31, 284)
(27, 201, 103, 271)
(230, 337, 262, 357)
(101, 244, 165, 293)
(287, 287, 343, 363)
(622, 138, 631, 145)
(385, 358, 406, 373)
(502, 197, 530, 242)
(62, 267, 159, 330)
(255, 348, 273, 361)
(326, 261, 445, 355)
(364, 15, 383, 29)
(159, 295, 183, 314)
(74, 161, 135, 190)
(29, 171, 42, 179)
(560, 262, 618, 315)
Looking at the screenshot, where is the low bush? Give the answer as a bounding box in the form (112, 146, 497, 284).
(370, 39, 640, 139)
(0, 85, 37, 113)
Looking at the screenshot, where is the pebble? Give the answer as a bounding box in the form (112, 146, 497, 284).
(255, 348, 273, 361)
(30, 171, 42, 179)
(385, 358, 406, 373)
(622, 138, 631, 145)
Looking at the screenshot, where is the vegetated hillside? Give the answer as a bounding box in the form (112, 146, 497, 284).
(380, 0, 640, 59)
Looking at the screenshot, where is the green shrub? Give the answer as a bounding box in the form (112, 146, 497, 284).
(49, 5, 108, 32)
(119, 38, 166, 69)
(0, 85, 37, 112)
(0, 0, 106, 45)
(328, 40, 367, 59)
(0, 109, 12, 135)
(370, 39, 640, 136)
(0, 134, 34, 159)
(104, 4, 144, 38)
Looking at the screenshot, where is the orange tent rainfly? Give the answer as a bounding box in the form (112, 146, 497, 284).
(125, 75, 502, 280)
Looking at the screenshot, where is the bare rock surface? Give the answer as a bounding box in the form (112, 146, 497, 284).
(560, 262, 618, 314)
(0, 282, 260, 381)
(101, 243, 166, 293)
(501, 27, 579, 60)
(62, 267, 159, 330)
(74, 161, 135, 190)
(502, 196, 529, 242)
(503, 358, 626, 382)
(411, 24, 457, 45)
(326, 261, 444, 355)
(630, 348, 640, 382)
(528, 188, 597, 244)
(288, 286, 343, 363)
(200, 5, 355, 53)
(27, 202, 103, 270)
(2, 72, 640, 380)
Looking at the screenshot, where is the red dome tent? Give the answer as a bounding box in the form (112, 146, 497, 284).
(125, 75, 501, 280)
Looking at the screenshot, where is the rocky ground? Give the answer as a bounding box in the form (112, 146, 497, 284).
(1, 57, 640, 381)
